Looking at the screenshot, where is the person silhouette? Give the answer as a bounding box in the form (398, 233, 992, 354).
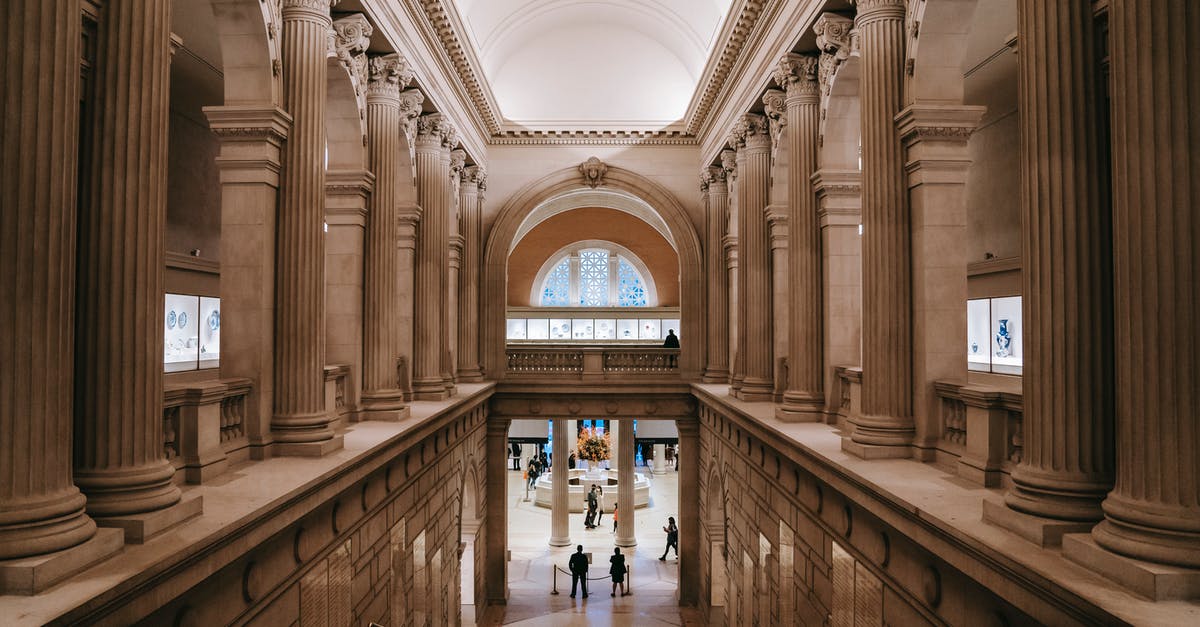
(662, 329, 680, 348)
(609, 547, 628, 597)
(568, 545, 589, 598)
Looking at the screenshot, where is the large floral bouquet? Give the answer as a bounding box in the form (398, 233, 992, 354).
(576, 427, 611, 462)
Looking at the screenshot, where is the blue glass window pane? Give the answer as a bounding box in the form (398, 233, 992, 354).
(540, 258, 570, 306)
(578, 249, 609, 306)
(617, 258, 647, 307)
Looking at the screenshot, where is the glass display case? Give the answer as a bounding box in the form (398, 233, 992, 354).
(571, 319, 594, 340)
(638, 319, 661, 340)
(966, 296, 1022, 375)
(507, 318, 528, 340)
(594, 319, 616, 340)
(199, 296, 221, 369)
(616, 319, 638, 340)
(164, 293, 201, 372)
(504, 307, 682, 344)
(549, 319, 572, 340)
(527, 318, 550, 340)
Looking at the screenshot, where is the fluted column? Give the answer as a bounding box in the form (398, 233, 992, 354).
(729, 114, 774, 402)
(270, 0, 340, 453)
(615, 419, 636, 547)
(395, 89, 424, 403)
(773, 54, 825, 422)
(73, 0, 186, 519)
(845, 0, 913, 454)
(446, 149, 465, 392)
(702, 167, 731, 383)
(413, 114, 451, 400)
(0, 0, 99, 561)
(723, 150, 742, 395)
(1091, 0, 1199, 569)
(440, 132, 461, 395)
(457, 165, 486, 381)
(1000, 0, 1114, 524)
(550, 419, 570, 547)
(361, 54, 412, 421)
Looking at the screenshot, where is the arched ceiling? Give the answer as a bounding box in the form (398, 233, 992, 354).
(451, 0, 734, 126)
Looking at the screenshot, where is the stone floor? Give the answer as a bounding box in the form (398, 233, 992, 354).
(470, 466, 707, 626)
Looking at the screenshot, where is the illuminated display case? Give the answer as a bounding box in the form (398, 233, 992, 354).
(966, 296, 1022, 375)
(164, 293, 219, 372)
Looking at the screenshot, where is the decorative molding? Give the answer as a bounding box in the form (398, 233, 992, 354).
(773, 53, 820, 100)
(685, 0, 771, 135)
(488, 129, 699, 145)
(412, 0, 503, 134)
(814, 13, 854, 97)
(366, 53, 415, 99)
(204, 105, 292, 145)
(578, 157, 609, 189)
(726, 112, 770, 150)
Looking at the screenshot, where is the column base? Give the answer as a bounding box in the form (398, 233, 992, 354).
(359, 406, 411, 422)
(548, 536, 572, 547)
(733, 381, 774, 402)
(412, 377, 451, 401)
(775, 401, 825, 423)
(273, 434, 345, 457)
(1063, 533, 1200, 601)
(652, 468, 668, 476)
(95, 494, 203, 544)
(0, 528, 124, 595)
(840, 436, 912, 460)
(615, 536, 637, 548)
(702, 368, 729, 384)
(981, 499, 1094, 548)
(457, 367, 484, 382)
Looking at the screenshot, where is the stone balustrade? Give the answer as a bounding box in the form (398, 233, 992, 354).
(162, 377, 254, 484)
(933, 380, 1023, 487)
(833, 366, 861, 429)
(324, 363, 354, 427)
(505, 346, 680, 380)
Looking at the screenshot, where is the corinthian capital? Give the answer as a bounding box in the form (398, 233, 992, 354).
(849, 0, 906, 21)
(463, 165, 487, 187)
(720, 149, 738, 180)
(701, 165, 727, 193)
(762, 89, 787, 147)
(773, 53, 820, 101)
(726, 113, 770, 151)
(814, 13, 854, 53)
(282, 0, 339, 20)
(416, 112, 449, 145)
(367, 53, 415, 99)
(442, 122, 460, 150)
(330, 14, 371, 65)
(450, 149, 466, 179)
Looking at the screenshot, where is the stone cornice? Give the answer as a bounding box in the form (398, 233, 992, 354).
(488, 129, 699, 145)
(410, 0, 503, 134)
(684, 0, 773, 136)
(204, 105, 292, 145)
(895, 104, 986, 146)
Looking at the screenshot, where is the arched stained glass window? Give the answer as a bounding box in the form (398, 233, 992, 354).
(617, 258, 647, 307)
(540, 258, 570, 306)
(534, 242, 656, 307)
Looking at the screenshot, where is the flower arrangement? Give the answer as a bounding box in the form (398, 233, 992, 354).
(576, 427, 611, 462)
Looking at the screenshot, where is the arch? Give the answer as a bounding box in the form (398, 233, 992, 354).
(207, 0, 278, 105)
(822, 54, 861, 170)
(483, 165, 705, 377)
(907, 0, 982, 104)
(324, 57, 367, 171)
(705, 464, 729, 611)
(457, 459, 483, 622)
(529, 240, 660, 307)
(513, 188, 674, 248)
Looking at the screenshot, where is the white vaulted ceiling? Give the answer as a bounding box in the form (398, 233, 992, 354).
(451, 0, 734, 128)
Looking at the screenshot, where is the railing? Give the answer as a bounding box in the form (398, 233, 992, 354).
(505, 345, 680, 380)
(324, 364, 353, 425)
(933, 380, 1023, 487)
(163, 377, 254, 483)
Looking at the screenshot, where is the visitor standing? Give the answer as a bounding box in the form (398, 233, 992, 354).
(595, 485, 605, 525)
(609, 548, 628, 597)
(663, 329, 679, 368)
(526, 458, 539, 490)
(568, 545, 589, 598)
(611, 503, 618, 534)
(659, 517, 679, 561)
(584, 485, 598, 529)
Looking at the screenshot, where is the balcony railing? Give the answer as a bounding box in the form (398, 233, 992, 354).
(933, 380, 1024, 487)
(505, 345, 680, 380)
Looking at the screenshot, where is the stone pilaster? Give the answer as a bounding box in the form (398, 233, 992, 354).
(360, 54, 412, 421)
(722, 150, 742, 394)
(412, 113, 451, 400)
(844, 0, 914, 456)
(615, 419, 636, 547)
(446, 149, 466, 392)
(550, 419, 570, 546)
(1089, 0, 1200, 572)
(813, 171, 863, 423)
(701, 166, 730, 383)
(997, 0, 1114, 527)
(440, 131, 461, 396)
(677, 420, 701, 604)
(728, 114, 774, 402)
(0, 0, 104, 566)
(457, 166, 486, 381)
(485, 419, 510, 604)
(271, 0, 342, 455)
(324, 169, 371, 425)
(773, 53, 825, 422)
(394, 89, 424, 402)
(74, 0, 198, 531)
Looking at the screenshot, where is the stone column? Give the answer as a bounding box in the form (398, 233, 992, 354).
(550, 419, 571, 547)
(270, 0, 341, 455)
(844, 0, 914, 456)
(773, 54, 825, 422)
(989, 0, 1114, 533)
(440, 130, 461, 395)
(728, 114, 774, 402)
(723, 150, 743, 395)
(652, 444, 667, 475)
(609, 420, 620, 469)
(677, 420, 701, 605)
(360, 54, 413, 421)
(485, 419, 510, 604)
(616, 419, 637, 547)
(73, 0, 202, 534)
(457, 165, 486, 381)
(1088, 0, 1200, 572)
(412, 114, 451, 400)
(447, 149, 466, 391)
(0, 0, 109, 571)
(701, 166, 731, 383)
(395, 89, 424, 403)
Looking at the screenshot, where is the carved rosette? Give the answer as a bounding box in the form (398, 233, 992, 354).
(366, 53, 414, 101)
(727, 113, 771, 152)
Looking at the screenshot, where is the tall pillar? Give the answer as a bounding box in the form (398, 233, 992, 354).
(457, 165, 486, 381)
(447, 149, 466, 392)
(701, 167, 731, 383)
(616, 419, 637, 547)
(485, 419, 510, 605)
(677, 420, 701, 604)
(1089, 0, 1200, 571)
(773, 54, 825, 422)
(394, 89, 424, 403)
(844, 0, 914, 456)
(813, 171, 863, 423)
(723, 150, 743, 396)
(0, 0, 107, 569)
(271, 0, 341, 454)
(412, 114, 451, 400)
(441, 131, 461, 396)
(728, 114, 774, 402)
(73, 0, 202, 534)
(360, 54, 413, 421)
(609, 420, 620, 469)
(652, 444, 667, 475)
(550, 419, 571, 547)
(992, 0, 1114, 531)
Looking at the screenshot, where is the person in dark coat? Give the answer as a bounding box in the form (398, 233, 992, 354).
(568, 545, 589, 598)
(609, 547, 628, 596)
(659, 516, 679, 561)
(662, 329, 680, 348)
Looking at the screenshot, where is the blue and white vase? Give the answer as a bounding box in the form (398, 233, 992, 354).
(971, 341, 979, 355)
(995, 319, 1012, 358)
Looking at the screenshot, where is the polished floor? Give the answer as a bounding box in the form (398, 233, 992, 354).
(471, 465, 707, 626)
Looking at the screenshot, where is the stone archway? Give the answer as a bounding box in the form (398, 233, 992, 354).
(907, 0, 982, 104)
(705, 466, 729, 616)
(482, 165, 705, 378)
(458, 460, 483, 624)
(208, 0, 278, 105)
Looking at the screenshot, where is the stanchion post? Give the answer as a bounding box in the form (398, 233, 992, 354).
(551, 564, 558, 595)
